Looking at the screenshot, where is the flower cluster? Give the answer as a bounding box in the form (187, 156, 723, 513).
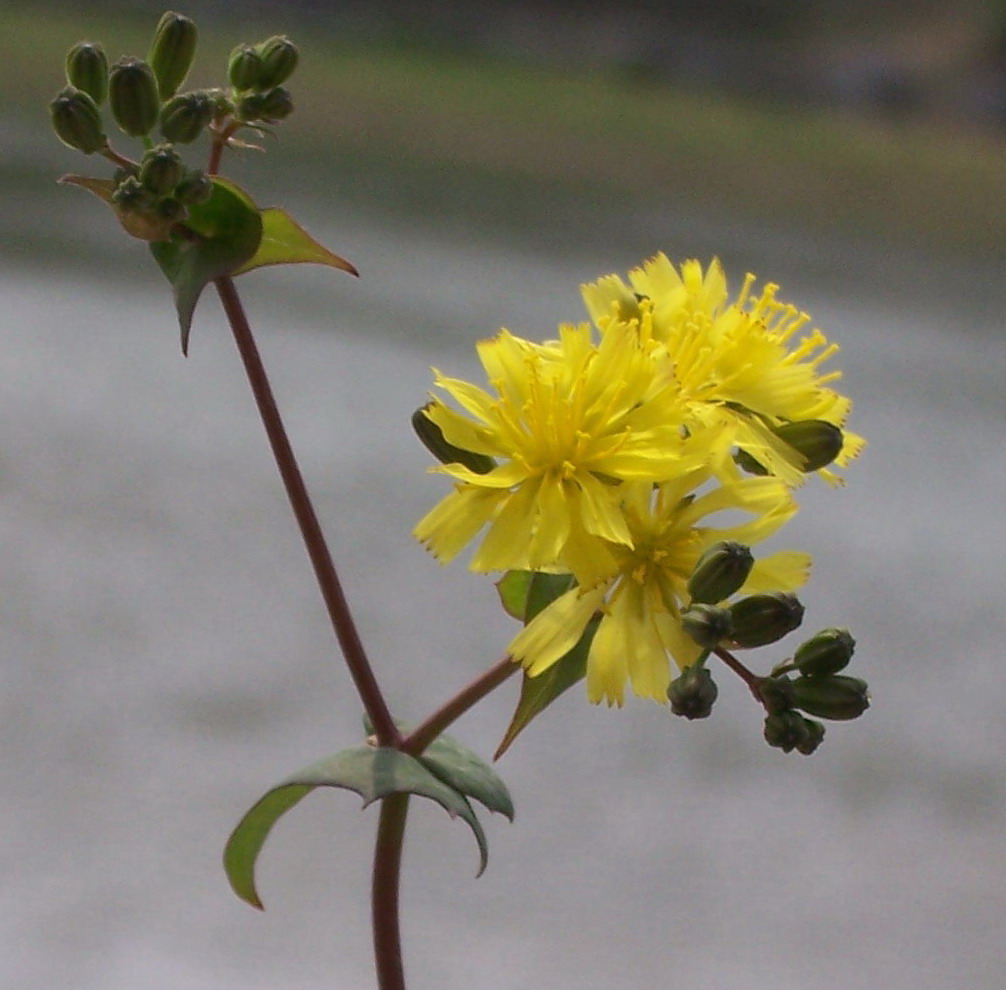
(415, 254, 863, 709)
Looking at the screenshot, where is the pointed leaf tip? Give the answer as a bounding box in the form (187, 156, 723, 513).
(233, 208, 358, 277)
(149, 177, 263, 353)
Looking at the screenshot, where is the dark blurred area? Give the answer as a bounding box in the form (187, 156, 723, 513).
(66, 0, 1006, 130)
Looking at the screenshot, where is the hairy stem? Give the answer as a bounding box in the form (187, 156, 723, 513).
(214, 276, 400, 747)
(372, 793, 410, 990)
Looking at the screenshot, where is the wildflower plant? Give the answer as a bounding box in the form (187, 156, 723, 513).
(50, 12, 870, 989)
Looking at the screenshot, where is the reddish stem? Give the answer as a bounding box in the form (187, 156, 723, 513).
(402, 655, 518, 756)
(214, 276, 400, 747)
(372, 793, 409, 990)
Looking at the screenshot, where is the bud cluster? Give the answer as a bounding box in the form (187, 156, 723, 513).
(111, 144, 212, 229)
(228, 35, 299, 123)
(671, 541, 868, 755)
(758, 627, 869, 755)
(49, 12, 301, 240)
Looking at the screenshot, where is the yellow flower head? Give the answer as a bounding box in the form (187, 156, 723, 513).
(414, 321, 722, 585)
(582, 253, 865, 486)
(508, 468, 811, 707)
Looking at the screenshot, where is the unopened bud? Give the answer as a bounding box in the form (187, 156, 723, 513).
(411, 406, 496, 475)
(792, 674, 870, 721)
(796, 718, 826, 755)
(763, 710, 810, 753)
(139, 144, 184, 194)
(668, 664, 718, 720)
(148, 10, 198, 100)
(257, 35, 299, 89)
(65, 42, 108, 105)
(793, 627, 855, 678)
(681, 604, 732, 648)
(772, 420, 844, 473)
(254, 86, 293, 122)
(159, 90, 213, 143)
(174, 168, 212, 205)
(757, 675, 795, 715)
(728, 593, 804, 648)
(50, 87, 108, 154)
(111, 174, 156, 213)
(228, 43, 264, 91)
(155, 196, 187, 223)
(688, 540, 754, 604)
(109, 57, 160, 137)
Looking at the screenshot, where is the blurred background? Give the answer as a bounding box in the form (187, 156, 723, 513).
(3, 1, 1006, 988)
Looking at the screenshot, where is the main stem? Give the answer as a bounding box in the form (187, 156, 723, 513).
(214, 276, 400, 748)
(372, 793, 410, 990)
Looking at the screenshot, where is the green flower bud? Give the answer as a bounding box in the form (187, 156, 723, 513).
(111, 174, 157, 213)
(793, 627, 855, 678)
(155, 196, 187, 223)
(109, 57, 160, 137)
(148, 10, 198, 100)
(411, 405, 495, 475)
(791, 674, 870, 721)
(687, 540, 754, 604)
(796, 718, 826, 755)
(174, 168, 212, 205)
(254, 86, 294, 122)
(159, 90, 213, 144)
(681, 604, 732, 648)
(668, 664, 718, 720)
(772, 419, 844, 473)
(50, 87, 108, 155)
(763, 710, 810, 753)
(65, 42, 108, 105)
(757, 675, 796, 715)
(139, 144, 184, 194)
(228, 43, 264, 91)
(728, 593, 804, 648)
(257, 35, 299, 89)
(112, 163, 140, 185)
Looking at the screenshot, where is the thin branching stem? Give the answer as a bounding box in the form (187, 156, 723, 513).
(402, 655, 517, 756)
(214, 275, 401, 747)
(712, 645, 765, 704)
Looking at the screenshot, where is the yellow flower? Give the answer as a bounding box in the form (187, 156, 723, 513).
(508, 468, 811, 707)
(582, 253, 865, 486)
(414, 321, 722, 585)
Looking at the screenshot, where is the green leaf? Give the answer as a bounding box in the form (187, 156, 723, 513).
(362, 716, 515, 821)
(419, 733, 515, 821)
(224, 744, 489, 910)
(496, 570, 533, 621)
(495, 617, 598, 760)
(233, 208, 358, 277)
(149, 177, 263, 354)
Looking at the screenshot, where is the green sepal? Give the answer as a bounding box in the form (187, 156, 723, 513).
(496, 570, 533, 620)
(224, 744, 491, 910)
(232, 207, 358, 277)
(495, 615, 597, 759)
(150, 177, 263, 354)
